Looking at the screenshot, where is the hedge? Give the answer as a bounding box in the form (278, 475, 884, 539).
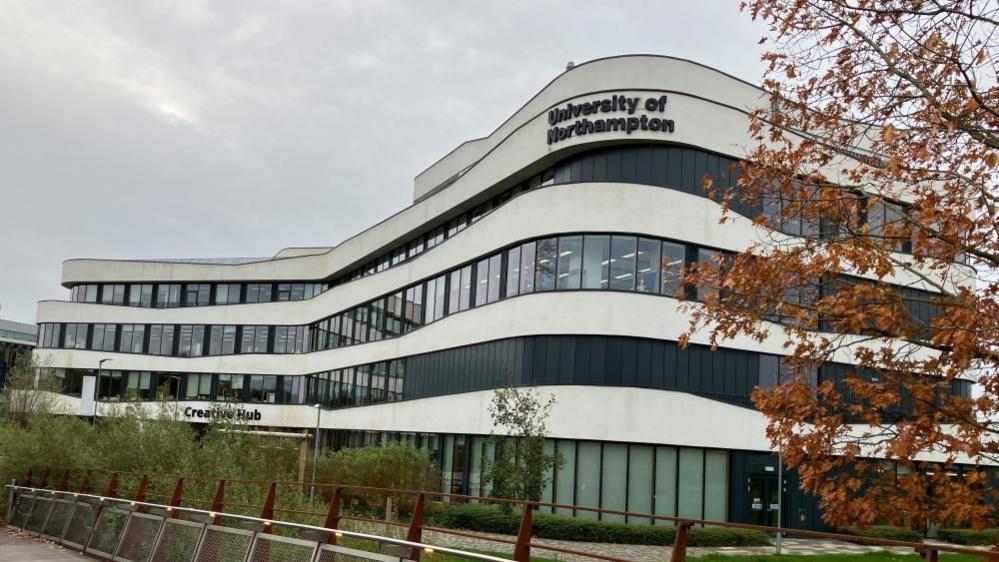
(937, 528, 999, 546)
(837, 525, 924, 542)
(424, 503, 770, 546)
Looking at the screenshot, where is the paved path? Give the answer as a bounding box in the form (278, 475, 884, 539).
(0, 528, 83, 562)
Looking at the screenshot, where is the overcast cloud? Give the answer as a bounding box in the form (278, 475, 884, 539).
(0, 1, 766, 323)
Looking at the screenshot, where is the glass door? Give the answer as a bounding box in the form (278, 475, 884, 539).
(748, 476, 780, 527)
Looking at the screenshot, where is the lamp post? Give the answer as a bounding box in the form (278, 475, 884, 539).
(92, 358, 113, 426)
(309, 403, 321, 503)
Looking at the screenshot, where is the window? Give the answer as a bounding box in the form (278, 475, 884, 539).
(277, 284, 292, 301)
(475, 258, 489, 306)
(556, 235, 583, 290)
(185, 374, 212, 400)
(215, 283, 241, 305)
(216, 374, 244, 401)
(535, 238, 558, 291)
(101, 284, 125, 305)
(90, 324, 116, 352)
(126, 372, 153, 401)
(385, 293, 404, 336)
(246, 283, 273, 303)
(354, 305, 370, 343)
(183, 284, 210, 306)
(661, 242, 685, 297)
(582, 235, 610, 289)
(636, 238, 661, 293)
(208, 325, 236, 355)
(426, 275, 447, 323)
(696, 249, 721, 302)
(156, 284, 181, 308)
(370, 298, 386, 341)
(120, 324, 145, 353)
(84, 285, 98, 303)
(249, 375, 278, 403)
(505, 246, 521, 298)
(487, 253, 503, 303)
(387, 360, 404, 402)
(458, 265, 472, 311)
(283, 376, 304, 404)
(274, 326, 289, 354)
(65, 323, 88, 349)
(370, 362, 387, 404)
(129, 284, 153, 307)
(519, 241, 536, 294)
(609, 236, 637, 291)
(149, 325, 175, 355)
(240, 326, 269, 353)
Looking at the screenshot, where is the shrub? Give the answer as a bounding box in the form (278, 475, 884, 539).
(937, 528, 999, 546)
(838, 525, 924, 542)
(424, 503, 770, 546)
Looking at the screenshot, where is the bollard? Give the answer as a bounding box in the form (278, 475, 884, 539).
(513, 504, 533, 562)
(406, 494, 426, 561)
(324, 487, 344, 545)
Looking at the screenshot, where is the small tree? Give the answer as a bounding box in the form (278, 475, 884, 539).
(0, 352, 60, 427)
(486, 385, 561, 504)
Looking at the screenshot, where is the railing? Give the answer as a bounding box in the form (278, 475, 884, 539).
(8, 468, 999, 562)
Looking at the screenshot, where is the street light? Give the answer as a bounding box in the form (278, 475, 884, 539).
(92, 358, 113, 426)
(309, 403, 321, 503)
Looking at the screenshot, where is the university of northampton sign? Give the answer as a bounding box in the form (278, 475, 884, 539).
(547, 94, 675, 145)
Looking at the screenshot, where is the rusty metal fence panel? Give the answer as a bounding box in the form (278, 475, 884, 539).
(24, 495, 54, 534)
(193, 524, 255, 562)
(62, 500, 99, 549)
(86, 506, 131, 558)
(314, 543, 416, 562)
(247, 532, 318, 562)
(114, 511, 166, 562)
(149, 518, 206, 562)
(40, 498, 76, 541)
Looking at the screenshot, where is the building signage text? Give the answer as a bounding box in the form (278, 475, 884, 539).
(183, 406, 262, 421)
(547, 94, 675, 145)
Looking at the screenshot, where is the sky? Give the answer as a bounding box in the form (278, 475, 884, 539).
(0, 1, 767, 323)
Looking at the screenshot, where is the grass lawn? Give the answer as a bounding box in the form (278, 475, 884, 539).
(691, 554, 981, 562)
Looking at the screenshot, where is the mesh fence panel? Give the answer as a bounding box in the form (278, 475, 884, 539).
(87, 508, 131, 557)
(41, 499, 75, 540)
(150, 519, 205, 562)
(10, 493, 36, 529)
(115, 513, 166, 562)
(25, 496, 53, 533)
(247, 533, 318, 562)
(315, 544, 414, 562)
(63, 502, 99, 549)
(194, 526, 254, 562)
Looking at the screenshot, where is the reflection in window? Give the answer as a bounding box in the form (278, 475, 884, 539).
(487, 254, 503, 303)
(636, 238, 661, 293)
(505, 246, 521, 298)
(557, 235, 583, 290)
(475, 258, 489, 306)
(661, 242, 685, 297)
(216, 374, 244, 402)
(458, 265, 472, 311)
(535, 238, 558, 291)
(609, 236, 637, 291)
(582, 235, 610, 289)
(519, 241, 536, 294)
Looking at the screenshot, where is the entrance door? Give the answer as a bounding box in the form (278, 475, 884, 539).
(747, 475, 780, 527)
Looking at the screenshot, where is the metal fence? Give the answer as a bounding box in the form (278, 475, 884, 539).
(4, 484, 505, 562)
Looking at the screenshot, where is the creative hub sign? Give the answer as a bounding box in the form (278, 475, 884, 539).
(183, 406, 262, 421)
(547, 94, 675, 145)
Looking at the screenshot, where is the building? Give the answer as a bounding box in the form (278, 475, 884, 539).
(32, 55, 973, 530)
(1, 319, 37, 388)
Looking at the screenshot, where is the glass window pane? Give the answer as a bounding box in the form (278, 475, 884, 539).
(661, 242, 685, 297)
(459, 265, 472, 311)
(609, 236, 637, 291)
(556, 235, 583, 290)
(628, 445, 655, 524)
(636, 238, 661, 293)
(505, 246, 521, 298)
(601, 443, 627, 523)
(575, 442, 601, 519)
(487, 254, 502, 303)
(655, 447, 678, 517)
(475, 258, 489, 306)
(677, 447, 704, 519)
(554, 441, 576, 515)
(448, 271, 461, 315)
(535, 238, 558, 291)
(519, 241, 536, 294)
(704, 450, 728, 521)
(582, 235, 610, 289)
